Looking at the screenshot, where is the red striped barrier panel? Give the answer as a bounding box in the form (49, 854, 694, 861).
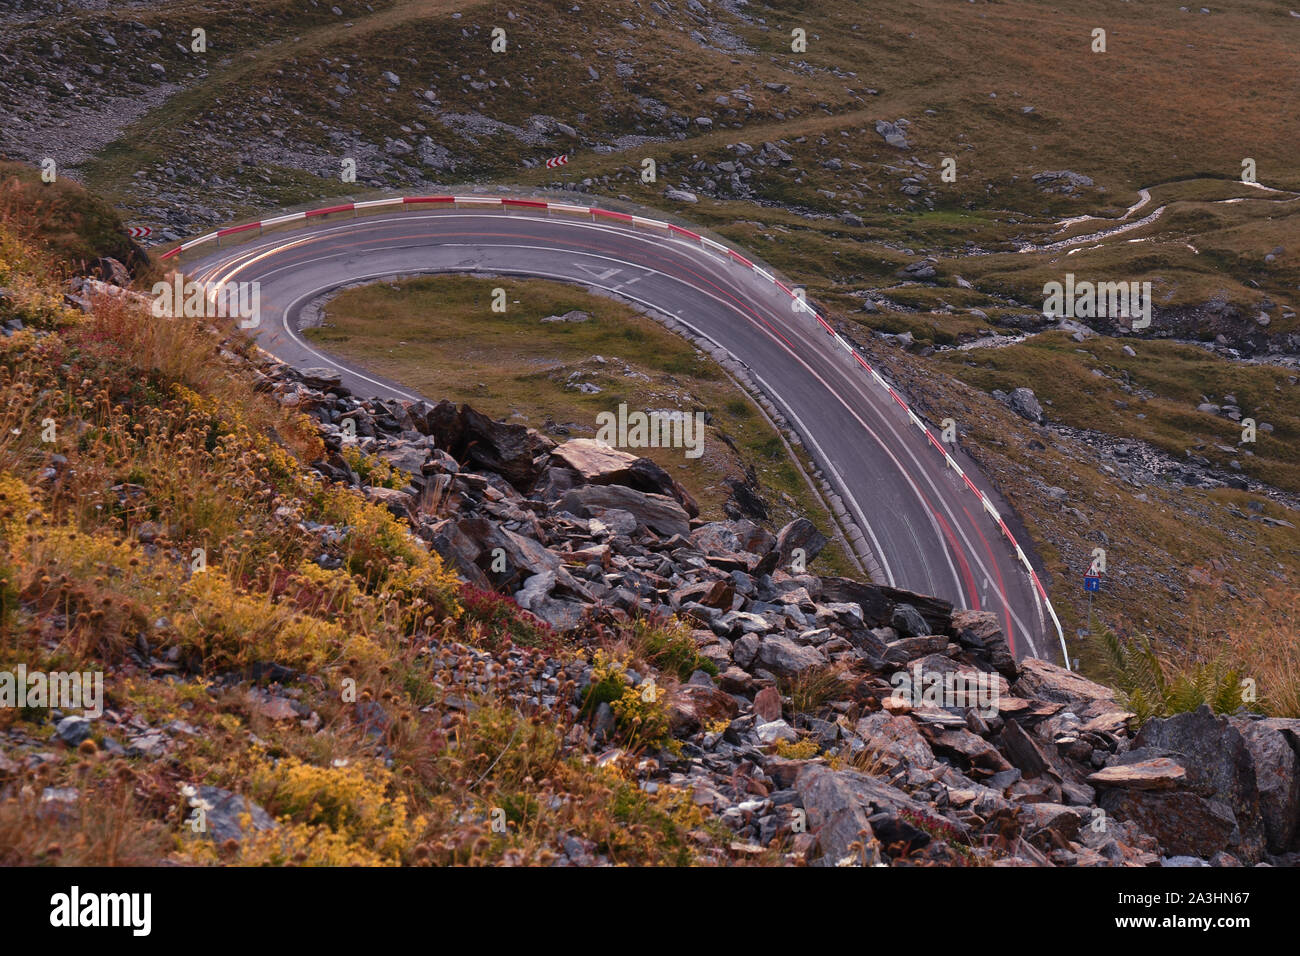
(306, 204, 355, 217)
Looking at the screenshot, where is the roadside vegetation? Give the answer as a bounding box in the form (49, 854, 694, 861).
(0, 186, 750, 866)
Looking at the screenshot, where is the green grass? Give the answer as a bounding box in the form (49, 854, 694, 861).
(936, 331, 1300, 494)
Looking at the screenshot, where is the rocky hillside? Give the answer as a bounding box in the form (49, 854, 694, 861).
(3, 205, 1296, 865)
(247, 357, 1300, 866)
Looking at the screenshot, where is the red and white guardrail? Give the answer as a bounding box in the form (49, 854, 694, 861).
(160, 195, 1070, 667)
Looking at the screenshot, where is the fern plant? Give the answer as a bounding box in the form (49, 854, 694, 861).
(1095, 630, 1253, 721)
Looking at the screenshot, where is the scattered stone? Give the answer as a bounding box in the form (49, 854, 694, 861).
(193, 786, 277, 844)
(1007, 387, 1044, 424)
(55, 716, 92, 746)
(874, 119, 909, 149)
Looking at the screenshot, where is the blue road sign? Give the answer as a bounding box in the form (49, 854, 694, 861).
(1084, 575, 1101, 593)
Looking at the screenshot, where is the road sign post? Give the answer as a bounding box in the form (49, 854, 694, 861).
(1083, 573, 1101, 642)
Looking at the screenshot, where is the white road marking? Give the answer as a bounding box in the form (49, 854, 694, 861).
(573, 263, 622, 281)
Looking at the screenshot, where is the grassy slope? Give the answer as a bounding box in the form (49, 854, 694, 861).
(0, 162, 152, 276)
(936, 332, 1300, 493)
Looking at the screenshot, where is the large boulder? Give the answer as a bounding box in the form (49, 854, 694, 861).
(690, 522, 743, 556)
(796, 764, 881, 866)
(1007, 387, 1043, 425)
(926, 726, 1012, 776)
(529, 464, 582, 503)
(1087, 757, 1187, 791)
(298, 367, 344, 392)
(819, 577, 952, 633)
(1132, 706, 1266, 861)
(730, 518, 777, 556)
(462, 404, 555, 490)
(951, 609, 1018, 680)
(629, 458, 700, 517)
(998, 718, 1053, 779)
(1229, 716, 1300, 853)
(557, 484, 691, 538)
(1013, 658, 1116, 712)
(852, 712, 936, 770)
(775, 518, 827, 568)
(795, 763, 936, 866)
(423, 517, 492, 589)
(435, 516, 564, 590)
(549, 438, 637, 479)
(548, 439, 698, 515)
(1098, 789, 1239, 860)
(420, 402, 554, 490)
(890, 603, 929, 638)
(410, 398, 463, 442)
(756, 635, 826, 677)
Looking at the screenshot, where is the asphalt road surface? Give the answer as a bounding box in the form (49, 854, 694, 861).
(185, 206, 1057, 661)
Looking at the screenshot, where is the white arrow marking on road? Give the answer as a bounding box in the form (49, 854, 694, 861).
(573, 263, 622, 281)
